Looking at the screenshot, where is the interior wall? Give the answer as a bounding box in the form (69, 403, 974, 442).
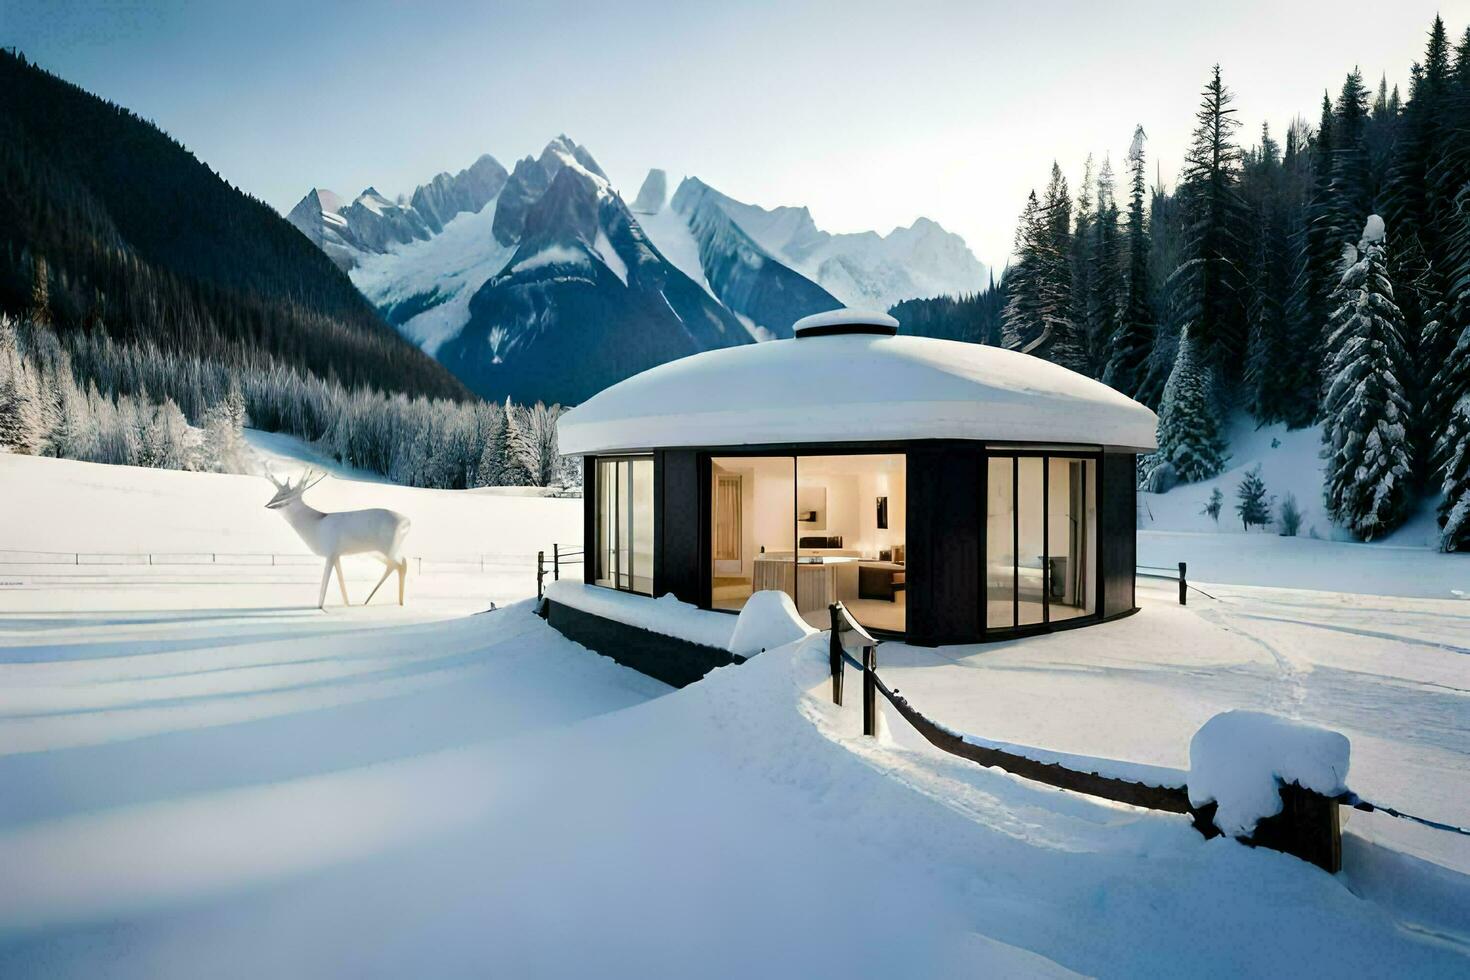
(712, 457, 794, 578)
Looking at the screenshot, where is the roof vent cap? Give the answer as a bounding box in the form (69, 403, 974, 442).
(793, 308, 899, 339)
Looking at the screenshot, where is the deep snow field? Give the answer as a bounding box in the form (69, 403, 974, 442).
(0, 451, 1467, 977)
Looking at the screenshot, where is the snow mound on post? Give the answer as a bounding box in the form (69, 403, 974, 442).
(729, 590, 817, 658)
(1187, 711, 1351, 838)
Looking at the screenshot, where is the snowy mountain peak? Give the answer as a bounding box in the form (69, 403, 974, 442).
(632, 169, 668, 214)
(663, 176, 987, 310)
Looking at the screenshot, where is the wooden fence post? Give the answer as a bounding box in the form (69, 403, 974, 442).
(553, 543, 560, 581)
(827, 605, 844, 706)
(1244, 782, 1342, 873)
(1179, 561, 1188, 606)
(862, 644, 877, 737)
(537, 550, 545, 600)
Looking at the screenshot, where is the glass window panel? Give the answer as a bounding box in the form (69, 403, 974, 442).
(1042, 457, 1097, 622)
(616, 460, 631, 589)
(630, 458, 654, 595)
(795, 454, 905, 633)
(986, 456, 1015, 630)
(1084, 460, 1097, 616)
(1017, 457, 1045, 626)
(595, 459, 616, 588)
(594, 456, 653, 596)
(1046, 458, 1083, 621)
(711, 456, 794, 613)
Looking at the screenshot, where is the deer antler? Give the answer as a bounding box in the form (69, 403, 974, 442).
(300, 468, 327, 493)
(266, 469, 285, 489)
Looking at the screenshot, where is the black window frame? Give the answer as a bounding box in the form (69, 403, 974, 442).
(594, 454, 656, 596)
(980, 447, 1102, 639)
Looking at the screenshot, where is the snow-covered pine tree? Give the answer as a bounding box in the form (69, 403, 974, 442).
(1003, 167, 1085, 371)
(1234, 465, 1271, 530)
(0, 317, 47, 454)
(1088, 155, 1124, 377)
(1242, 123, 1300, 425)
(201, 383, 249, 473)
(1071, 155, 1098, 369)
(1284, 92, 1339, 425)
(1001, 193, 1046, 352)
(1155, 324, 1228, 482)
(1440, 393, 1470, 551)
(498, 397, 531, 486)
(1103, 126, 1155, 399)
(1038, 164, 1086, 372)
(1325, 71, 1374, 253)
(1201, 486, 1224, 524)
(512, 401, 562, 487)
(1432, 183, 1470, 550)
(1277, 492, 1304, 536)
(1320, 216, 1414, 540)
(48, 356, 98, 460)
(1176, 66, 1251, 381)
(152, 396, 196, 470)
(475, 402, 510, 487)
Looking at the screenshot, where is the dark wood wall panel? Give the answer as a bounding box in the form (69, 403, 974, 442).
(906, 447, 982, 645)
(655, 450, 703, 604)
(583, 455, 597, 585)
(1100, 452, 1137, 616)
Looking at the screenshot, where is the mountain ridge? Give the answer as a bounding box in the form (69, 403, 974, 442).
(0, 49, 469, 401)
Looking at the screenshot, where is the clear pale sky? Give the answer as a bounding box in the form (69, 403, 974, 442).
(5, 0, 1464, 269)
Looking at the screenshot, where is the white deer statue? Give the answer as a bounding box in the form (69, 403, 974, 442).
(264, 468, 412, 608)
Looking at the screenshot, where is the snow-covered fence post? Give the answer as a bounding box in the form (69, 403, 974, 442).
(537, 550, 545, 600)
(1178, 561, 1187, 606)
(862, 643, 878, 738)
(827, 604, 844, 706)
(1187, 712, 1349, 873)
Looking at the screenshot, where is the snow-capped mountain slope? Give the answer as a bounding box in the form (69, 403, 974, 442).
(659, 175, 988, 310)
(286, 154, 509, 270)
(349, 197, 515, 355)
(410, 153, 508, 234)
(287, 139, 983, 404)
(663, 178, 840, 340)
(437, 153, 752, 405)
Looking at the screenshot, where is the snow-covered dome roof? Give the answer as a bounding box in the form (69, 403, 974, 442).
(558, 313, 1158, 455)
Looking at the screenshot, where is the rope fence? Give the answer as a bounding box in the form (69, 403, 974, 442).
(826, 600, 1467, 873)
(0, 549, 537, 574)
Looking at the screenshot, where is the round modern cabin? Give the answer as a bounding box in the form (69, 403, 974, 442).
(557, 309, 1159, 645)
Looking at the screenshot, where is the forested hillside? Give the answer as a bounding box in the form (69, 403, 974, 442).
(897, 15, 1470, 551)
(0, 49, 468, 401)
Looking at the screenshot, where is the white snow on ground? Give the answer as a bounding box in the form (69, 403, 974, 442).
(728, 589, 816, 656)
(0, 457, 1467, 976)
(546, 580, 735, 650)
(349, 199, 514, 356)
(0, 453, 581, 559)
(1139, 415, 1466, 597)
(880, 578, 1470, 878)
(243, 428, 387, 483)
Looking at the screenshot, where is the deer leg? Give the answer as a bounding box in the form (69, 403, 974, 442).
(317, 559, 333, 610)
(364, 558, 394, 606)
(397, 558, 407, 606)
(335, 557, 350, 605)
